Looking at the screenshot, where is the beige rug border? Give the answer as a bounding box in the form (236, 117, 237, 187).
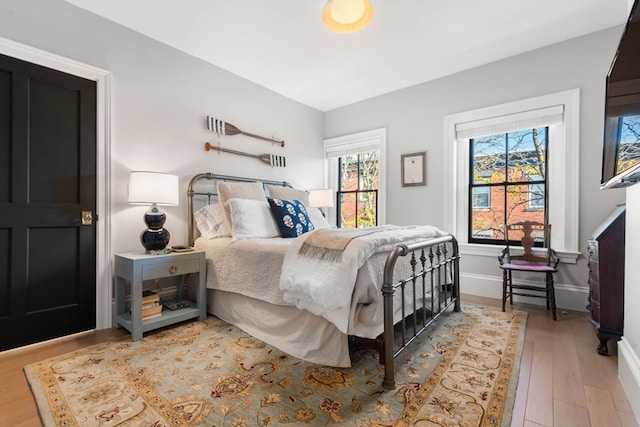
(24, 303, 528, 427)
(25, 356, 58, 427)
(392, 302, 528, 427)
(500, 306, 528, 427)
(24, 337, 132, 426)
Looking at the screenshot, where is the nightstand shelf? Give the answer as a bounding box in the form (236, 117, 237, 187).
(114, 250, 206, 341)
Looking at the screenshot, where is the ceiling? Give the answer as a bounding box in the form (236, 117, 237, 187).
(65, 0, 631, 112)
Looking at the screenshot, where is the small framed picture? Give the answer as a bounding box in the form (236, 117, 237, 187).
(401, 151, 426, 187)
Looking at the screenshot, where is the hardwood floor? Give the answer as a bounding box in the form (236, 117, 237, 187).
(464, 295, 638, 427)
(0, 296, 637, 427)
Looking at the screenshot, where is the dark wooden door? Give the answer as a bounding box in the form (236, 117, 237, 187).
(0, 54, 97, 351)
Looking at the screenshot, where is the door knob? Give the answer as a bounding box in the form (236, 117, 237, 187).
(81, 211, 93, 225)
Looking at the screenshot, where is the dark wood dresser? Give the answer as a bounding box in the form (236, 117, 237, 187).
(587, 205, 626, 355)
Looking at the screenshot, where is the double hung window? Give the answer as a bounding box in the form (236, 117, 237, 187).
(323, 128, 387, 228)
(445, 89, 580, 262)
(337, 152, 379, 228)
(469, 128, 548, 244)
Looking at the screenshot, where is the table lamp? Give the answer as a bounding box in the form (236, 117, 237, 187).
(128, 171, 179, 252)
(309, 189, 334, 217)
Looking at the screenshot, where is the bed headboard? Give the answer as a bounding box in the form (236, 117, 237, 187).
(187, 173, 292, 246)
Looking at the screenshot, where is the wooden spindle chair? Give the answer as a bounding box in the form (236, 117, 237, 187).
(498, 221, 559, 320)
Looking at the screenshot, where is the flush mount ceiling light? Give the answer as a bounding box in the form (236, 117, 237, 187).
(322, 0, 374, 33)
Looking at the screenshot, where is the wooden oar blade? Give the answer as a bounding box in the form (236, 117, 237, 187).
(223, 122, 242, 136)
(205, 115, 284, 146)
(205, 142, 285, 167)
(258, 154, 286, 167)
(272, 155, 286, 167)
(206, 116, 228, 135)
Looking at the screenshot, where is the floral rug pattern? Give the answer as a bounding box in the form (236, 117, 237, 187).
(25, 303, 526, 426)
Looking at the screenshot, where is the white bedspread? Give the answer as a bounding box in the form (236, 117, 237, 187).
(194, 237, 291, 305)
(279, 225, 447, 334)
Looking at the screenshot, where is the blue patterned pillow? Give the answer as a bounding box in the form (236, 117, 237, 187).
(267, 197, 314, 238)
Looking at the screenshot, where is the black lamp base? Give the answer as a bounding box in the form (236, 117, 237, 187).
(140, 203, 170, 251)
(141, 228, 170, 251)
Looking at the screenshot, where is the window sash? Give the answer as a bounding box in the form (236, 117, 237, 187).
(468, 127, 549, 244)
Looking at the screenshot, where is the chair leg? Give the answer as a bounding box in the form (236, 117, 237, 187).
(546, 282, 550, 310)
(508, 270, 514, 305)
(548, 273, 557, 321)
(502, 270, 508, 312)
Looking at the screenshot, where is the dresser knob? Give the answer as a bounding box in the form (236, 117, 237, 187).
(169, 265, 177, 274)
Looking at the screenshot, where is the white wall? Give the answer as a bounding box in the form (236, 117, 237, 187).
(0, 0, 324, 255)
(620, 183, 640, 418)
(323, 27, 628, 312)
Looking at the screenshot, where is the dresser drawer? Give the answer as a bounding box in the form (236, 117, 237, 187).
(142, 259, 200, 281)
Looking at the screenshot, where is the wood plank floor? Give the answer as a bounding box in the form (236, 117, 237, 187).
(464, 295, 638, 427)
(0, 295, 637, 427)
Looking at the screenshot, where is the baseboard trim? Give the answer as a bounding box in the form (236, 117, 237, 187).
(460, 272, 589, 312)
(618, 338, 640, 424)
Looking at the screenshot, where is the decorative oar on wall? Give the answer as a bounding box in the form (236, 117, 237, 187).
(206, 116, 285, 147)
(204, 142, 286, 167)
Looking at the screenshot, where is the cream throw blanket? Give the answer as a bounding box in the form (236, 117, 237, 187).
(279, 225, 447, 333)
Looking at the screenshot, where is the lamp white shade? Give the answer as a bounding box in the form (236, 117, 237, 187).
(127, 171, 179, 206)
(308, 189, 335, 208)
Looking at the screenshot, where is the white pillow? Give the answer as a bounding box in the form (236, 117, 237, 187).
(307, 207, 332, 229)
(217, 181, 266, 229)
(226, 198, 280, 239)
(194, 204, 231, 238)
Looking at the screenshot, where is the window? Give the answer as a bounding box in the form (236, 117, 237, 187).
(338, 152, 379, 228)
(468, 128, 548, 244)
(472, 186, 490, 209)
(616, 115, 640, 174)
(444, 89, 580, 263)
(323, 128, 387, 228)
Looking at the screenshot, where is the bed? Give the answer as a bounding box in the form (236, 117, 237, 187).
(187, 172, 460, 389)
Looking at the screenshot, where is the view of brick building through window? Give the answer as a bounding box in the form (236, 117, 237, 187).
(470, 128, 547, 244)
(338, 151, 379, 228)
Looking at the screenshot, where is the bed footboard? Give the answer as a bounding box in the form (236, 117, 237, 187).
(380, 234, 460, 389)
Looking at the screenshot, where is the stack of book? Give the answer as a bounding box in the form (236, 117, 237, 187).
(141, 290, 162, 320)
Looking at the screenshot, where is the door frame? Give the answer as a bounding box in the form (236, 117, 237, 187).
(0, 37, 112, 330)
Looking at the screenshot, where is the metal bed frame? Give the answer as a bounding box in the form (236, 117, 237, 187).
(187, 172, 461, 389)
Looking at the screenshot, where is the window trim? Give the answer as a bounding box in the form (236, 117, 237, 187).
(444, 89, 581, 263)
(323, 128, 387, 226)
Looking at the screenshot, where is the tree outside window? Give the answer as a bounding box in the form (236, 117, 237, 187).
(469, 127, 548, 244)
(616, 115, 640, 174)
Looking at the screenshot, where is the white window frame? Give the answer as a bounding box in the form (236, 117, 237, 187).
(323, 128, 387, 226)
(444, 89, 580, 263)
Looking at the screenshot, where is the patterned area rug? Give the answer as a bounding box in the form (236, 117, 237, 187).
(25, 303, 526, 426)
